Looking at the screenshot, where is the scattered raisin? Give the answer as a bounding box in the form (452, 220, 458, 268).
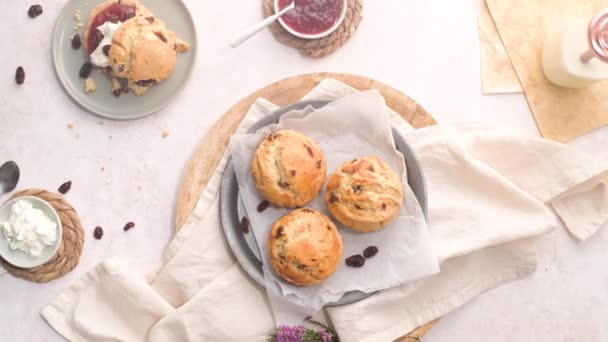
(329, 194, 338, 204)
(363, 246, 378, 258)
(58, 181, 72, 194)
(102, 45, 111, 57)
(275, 226, 284, 238)
(145, 16, 155, 23)
(240, 216, 250, 234)
(381, 203, 387, 210)
(297, 264, 307, 270)
(123, 222, 135, 231)
(278, 181, 289, 188)
(136, 79, 156, 87)
(354, 204, 363, 210)
(326, 225, 332, 231)
(93, 226, 104, 239)
(257, 200, 269, 212)
(15, 67, 25, 85)
(315, 160, 322, 169)
(345, 255, 365, 268)
(352, 185, 363, 194)
(290, 170, 296, 176)
(28, 4, 43, 18)
(71, 34, 82, 49)
(79, 63, 93, 78)
(368, 166, 375, 172)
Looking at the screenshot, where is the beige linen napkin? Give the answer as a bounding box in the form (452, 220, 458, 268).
(41, 79, 608, 342)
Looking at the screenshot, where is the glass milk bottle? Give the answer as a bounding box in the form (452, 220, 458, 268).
(542, 9, 608, 88)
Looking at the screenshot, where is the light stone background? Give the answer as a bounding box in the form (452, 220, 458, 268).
(1, 0, 607, 341)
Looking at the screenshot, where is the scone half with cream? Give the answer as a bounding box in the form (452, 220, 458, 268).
(83, 0, 189, 96)
(325, 156, 404, 233)
(252, 130, 327, 208)
(268, 208, 343, 286)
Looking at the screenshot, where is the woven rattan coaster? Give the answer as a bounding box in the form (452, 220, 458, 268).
(0, 189, 84, 283)
(262, 0, 363, 58)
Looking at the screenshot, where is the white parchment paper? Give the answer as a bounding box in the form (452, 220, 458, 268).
(228, 91, 439, 321)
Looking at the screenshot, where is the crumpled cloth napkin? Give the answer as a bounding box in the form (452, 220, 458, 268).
(41, 79, 608, 342)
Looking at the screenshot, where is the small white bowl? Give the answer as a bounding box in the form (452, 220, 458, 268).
(275, 0, 348, 39)
(0, 196, 63, 269)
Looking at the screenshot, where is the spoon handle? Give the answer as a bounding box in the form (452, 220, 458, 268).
(230, 3, 295, 47)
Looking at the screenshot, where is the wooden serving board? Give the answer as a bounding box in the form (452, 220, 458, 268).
(175, 72, 438, 341)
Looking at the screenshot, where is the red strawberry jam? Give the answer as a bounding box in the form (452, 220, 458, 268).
(277, 0, 344, 35)
(86, 2, 136, 54)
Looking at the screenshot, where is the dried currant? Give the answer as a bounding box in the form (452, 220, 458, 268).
(28, 4, 43, 18)
(79, 62, 93, 78)
(305, 145, 314, 157)
(278, 181, 289, 188)
(93, 226, 104, 239)
(155, 33, 167, 43)
(240, 217, 250, 234)
(135, 79, 156, 87)
(381, 203, 387, 210)
(72, 34, 82, 49)
(102, 45, 111, 57)
(275, 226, 284, 238)
(92, 30, 104, 48)
(315, 160, 322, 169)
(363, 246, 378, 259)
(354, 204, 363, 210)
(58, 181, 72, 194)
(257, 200, 269, 212)
(15, 67, 25, 85)
(352, 185, 363, 194)
(345, 255, 366, 268)
(290, 170, 296, 176)
(329, 194, 338, 204)
(123, 222, 135, 231)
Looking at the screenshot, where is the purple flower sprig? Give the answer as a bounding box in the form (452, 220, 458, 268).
(268, 317, 339, 342)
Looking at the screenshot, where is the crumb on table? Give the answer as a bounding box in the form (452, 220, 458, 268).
(162, 130, 170, 138)
(67, 123, 74, 129)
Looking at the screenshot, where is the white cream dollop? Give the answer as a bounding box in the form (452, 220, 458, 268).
(90, 21, 122, 68)
(1, 200, 57, 258)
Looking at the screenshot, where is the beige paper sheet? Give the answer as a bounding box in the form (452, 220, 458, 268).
(486, 0, 608, 142)
(479, 0, 522, 94)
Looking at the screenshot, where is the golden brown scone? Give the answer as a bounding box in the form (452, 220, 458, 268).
(110, 16, 184, 95)
(84, 0, 152, 52)
(269, 208, 343, 286)
(252, 130, 327, 208)
(325, 156, 404, 233)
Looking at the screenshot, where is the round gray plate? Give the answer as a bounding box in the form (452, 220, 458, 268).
(52, 0, 197, 120)
(219, 100, 428, 307)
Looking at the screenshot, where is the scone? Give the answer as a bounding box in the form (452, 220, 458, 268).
(325, 156, 404, 233)
(268, 208, 343, 286)
(110, 16, 189, 95)
(252, 130, 327, 208)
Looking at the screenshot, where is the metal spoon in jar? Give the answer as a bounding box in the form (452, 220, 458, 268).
(0, 161, 20, 195)
(229, 1, 296, 47)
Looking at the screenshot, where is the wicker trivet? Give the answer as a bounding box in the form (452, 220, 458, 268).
(0, 189, 84, 283)
(262, 0, 363, 58)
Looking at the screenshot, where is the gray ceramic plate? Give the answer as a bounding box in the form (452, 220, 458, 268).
(219, 100, 428, 307)
(52, 0, 197, 120)
(0, 196, 63, 269)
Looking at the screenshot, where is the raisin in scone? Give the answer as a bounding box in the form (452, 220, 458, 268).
(325, 156, 404, 233)
(269, 208, 343, 286)
(252, 130, 327, 208)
